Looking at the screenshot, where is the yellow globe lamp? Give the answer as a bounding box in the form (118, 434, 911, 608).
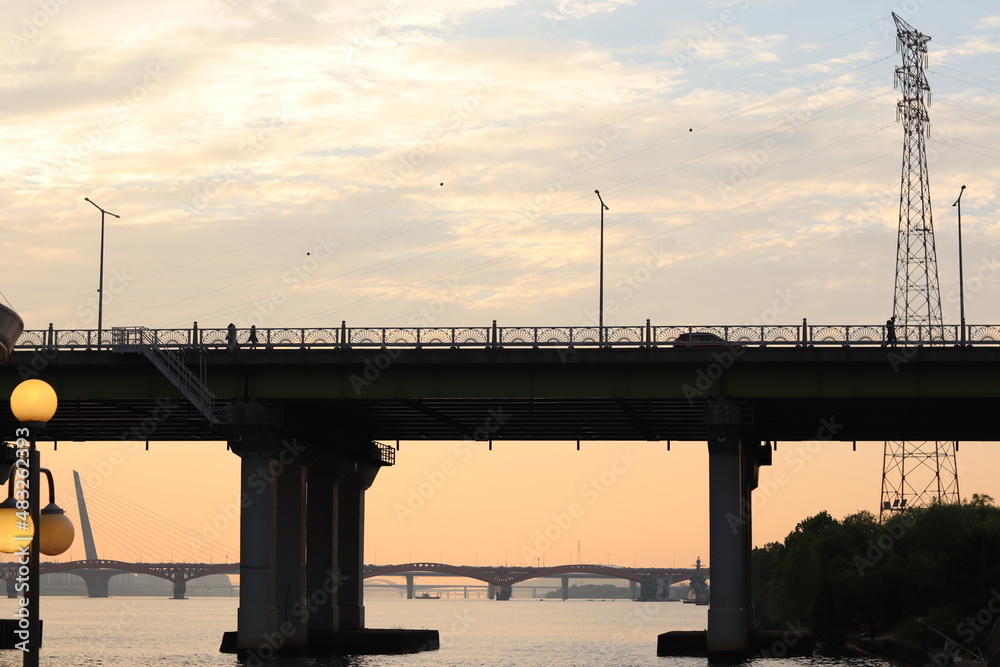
(10, 379, 58, 424)
(0, 496, 33, 554)
(39, 503, 74, 556)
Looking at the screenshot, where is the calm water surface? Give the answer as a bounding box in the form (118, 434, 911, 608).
(0, 597, 890, 666)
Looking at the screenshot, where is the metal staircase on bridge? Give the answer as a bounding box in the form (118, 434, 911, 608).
(111, 326, 222, 425)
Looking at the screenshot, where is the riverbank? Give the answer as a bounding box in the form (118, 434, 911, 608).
(845, 634, 986, 667)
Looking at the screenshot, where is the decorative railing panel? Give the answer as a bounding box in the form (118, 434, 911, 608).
(13, 321, 1000, 351)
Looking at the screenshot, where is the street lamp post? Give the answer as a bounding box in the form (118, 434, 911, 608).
(953, 185, 967, 345)
(84, 198, 120, 348)
(595, 190, 609, 344)
(0, 379, 72, 667)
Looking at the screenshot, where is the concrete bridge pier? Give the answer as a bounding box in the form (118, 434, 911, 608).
(77, 570, 123, 598)
(704, 402, 770, 661)
(6, 580, 14, 598)
(335, 460, 374, 631)
(225, 433, 437, 657)
(305, 460, 338, 638)
(629, 580, 637, 600)
(405, 575, 415, 600)
(561, 576, 569, 600)
(172, 580, 187, 599)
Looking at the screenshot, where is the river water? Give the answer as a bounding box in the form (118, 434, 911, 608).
(0, 597, 890, 666)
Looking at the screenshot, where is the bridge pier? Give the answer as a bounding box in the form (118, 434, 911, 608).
(305, 462, 337, 637)
(659, 401, 769, 659)
(225, 434, 437, 657)
(77, 570, 124, 598)
(336, 470, 368, 630)
(405, 575, 414, 600)
(172, 580, 187, 600)
(561, 576, 569, 600)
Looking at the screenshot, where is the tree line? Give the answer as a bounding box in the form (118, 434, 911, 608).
(752, 494, 1000, 651)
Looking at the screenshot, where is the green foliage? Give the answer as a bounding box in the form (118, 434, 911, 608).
(752, 495, 1000, 652)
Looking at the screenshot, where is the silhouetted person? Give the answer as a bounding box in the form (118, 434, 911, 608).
(227, 323, 237, 352)
(248, 325, 258, 349)
(886, 316, 897, 347)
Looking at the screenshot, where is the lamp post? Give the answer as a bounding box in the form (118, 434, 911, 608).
(1, 379, 67, 667)
(84, 198, 120, 348)
(595, 190, 609, 344)
(952, 185, 967, 345)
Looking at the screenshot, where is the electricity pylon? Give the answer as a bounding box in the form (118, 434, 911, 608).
(880, 13, 960, 522)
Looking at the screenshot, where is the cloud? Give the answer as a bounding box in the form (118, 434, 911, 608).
(542, 0, 634, 22)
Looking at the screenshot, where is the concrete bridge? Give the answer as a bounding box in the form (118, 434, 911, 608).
(365, 562, 706, 600)
(0, 559, 239, 599)
(1, 321, 996, 659)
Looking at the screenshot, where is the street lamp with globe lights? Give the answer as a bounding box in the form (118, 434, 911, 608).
(0, 468, 74, 556)
(0, 378, 69, 667)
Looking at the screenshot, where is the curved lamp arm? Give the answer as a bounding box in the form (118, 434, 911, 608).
(4, 463, 57, 504)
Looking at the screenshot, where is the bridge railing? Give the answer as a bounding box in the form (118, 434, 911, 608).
(12, 321, 998, 351)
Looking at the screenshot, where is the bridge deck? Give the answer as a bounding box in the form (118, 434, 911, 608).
(2, 343, 996, 443)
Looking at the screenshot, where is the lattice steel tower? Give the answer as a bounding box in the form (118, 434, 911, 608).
(880, 13, 960, 521)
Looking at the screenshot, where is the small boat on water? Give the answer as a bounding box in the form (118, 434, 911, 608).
(417, 593, 440, 599)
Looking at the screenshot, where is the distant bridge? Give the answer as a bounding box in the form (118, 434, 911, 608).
(0, 560, 699, 600)
(365, 562, 703, 585)
(0, 559, 239, 599)
(363, 563, 706, 600)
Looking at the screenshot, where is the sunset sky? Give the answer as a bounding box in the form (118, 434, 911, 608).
(3, 1, 1000, 570)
